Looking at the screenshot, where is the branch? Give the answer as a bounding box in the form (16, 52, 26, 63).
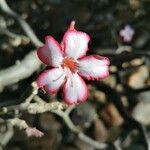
(8, 118, 44, 137)
(52, 109, 108, 149)
(0, 0, 45, 89)
(0, 27, 30, 45)
(0, 119, 13, 147)
(27, 100, 68, 114)
(2, 94, 108, 149)
(2, 82, 38, 111)
(0, 0, 43, 47)
(94, 49, 150, 57)
(8, 118, 28, 129)
(0, 51, 41, 89)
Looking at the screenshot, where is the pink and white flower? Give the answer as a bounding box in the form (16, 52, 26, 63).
(119, 25, 135, 42)
(36, 21, 110, 105)
(25, 127, 44, 137)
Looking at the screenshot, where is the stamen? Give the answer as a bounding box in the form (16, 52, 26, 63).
(62, 57, 78, 73)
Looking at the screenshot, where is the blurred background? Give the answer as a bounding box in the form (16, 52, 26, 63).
(0, 0, 150, 150)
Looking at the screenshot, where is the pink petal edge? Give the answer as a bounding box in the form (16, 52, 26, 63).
(36, 69, 52, 88)
(37, 46, 51, 66)
(61, 26, 90, 59)
(63, 75, 88, 105)
(37, 35, 63, 67)
(78, 55, 110, 80)
(36, 68, 65, 94)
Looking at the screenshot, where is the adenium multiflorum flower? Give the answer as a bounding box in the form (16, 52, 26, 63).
(36, 21, 110, 105)
(119, 25, 135, 42)
(25, 127, 44, 137)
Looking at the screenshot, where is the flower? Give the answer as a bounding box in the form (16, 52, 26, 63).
(25, 127, 44, 137)
(36, 21, 110, 105)
(119, 25, 135, 42)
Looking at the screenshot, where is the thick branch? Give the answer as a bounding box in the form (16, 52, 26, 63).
(0, 51, 41, 89)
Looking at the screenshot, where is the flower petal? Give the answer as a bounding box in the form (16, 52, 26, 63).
(37, 36, 63, 67)
(63, 73, 88, 105)
(62, 30, 90, 59)
(36, 68, 65, 94)
(78, 55, 110, 80)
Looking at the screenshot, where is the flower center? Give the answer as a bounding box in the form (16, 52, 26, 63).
(62, 57, 78, 73)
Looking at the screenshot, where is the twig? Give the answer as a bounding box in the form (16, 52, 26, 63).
(19, 82, 38, 110)
(27, 101, 68, 114)
(122, 85, 150, 95)
(2, 82, 38, 112)
(65, 105, 76, 115)
(8, 118, 44, 137)
(8, 118, 28, 129)
(1, 97, 67, 115)
(116, 45, 132, 54)
(33, 95, 45, 104)
(94, 49, 150, 57)
(52, 109, 108, 149)
(0, 119, 13, 147)
(0, 27, 30, 44)
(0, 0, 43, 47)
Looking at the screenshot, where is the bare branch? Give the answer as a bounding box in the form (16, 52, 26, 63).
(0, 27, 30, 45)
(2, 94, 108, 149)
(0, 51, 41, 89)
(52, 109, 108, 149)
(0, 0, 44, 89)
(8, 118, 44, 137)
(0, 119, 13, 147)
(8, 118, 28, 129)
(27, 101, 68, 114)
(0, 0, 43, 47)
